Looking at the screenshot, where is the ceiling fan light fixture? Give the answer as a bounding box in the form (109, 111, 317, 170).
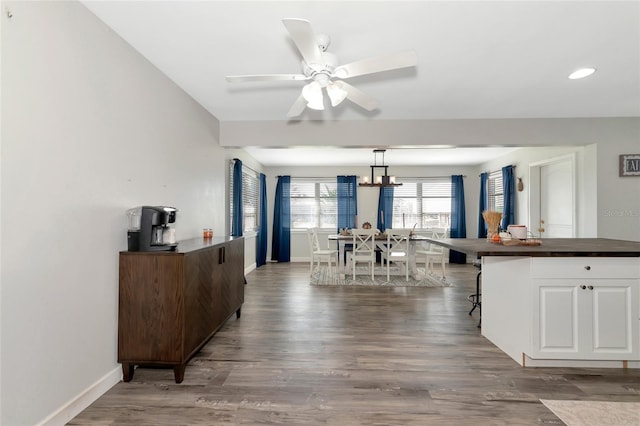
(568, 68, 596, 79)
(226, 19, 418, 117)
(326, 83, 347, 107)
(302, 81, 324, 110)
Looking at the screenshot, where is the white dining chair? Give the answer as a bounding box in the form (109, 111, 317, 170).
(346, 228, 377, 280)
(307, 228, 338, 276)
(381, 228, 411, 281)
(415, 227, 448, 278)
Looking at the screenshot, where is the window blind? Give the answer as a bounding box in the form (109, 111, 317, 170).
(290, 178, 337, 229)
(392, 178, 452, 229)
(487, 171, 504, 213)
(229, 161, 260, 233)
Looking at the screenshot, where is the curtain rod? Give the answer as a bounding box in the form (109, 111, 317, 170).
(480, 164, 516, 177)
(232, 158, 261, 176)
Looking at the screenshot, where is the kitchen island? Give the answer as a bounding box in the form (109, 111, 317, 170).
(430, 238, 640, 368)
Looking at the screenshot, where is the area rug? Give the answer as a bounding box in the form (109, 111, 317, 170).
(540, 400, 640, 426)
(310, 266, 451, 287)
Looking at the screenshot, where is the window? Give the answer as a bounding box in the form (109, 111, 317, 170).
(229, 163, 260, 233)
(392, 178, 451, 229)
(290, 178, 337, 229)
(487, 171, 504, 213)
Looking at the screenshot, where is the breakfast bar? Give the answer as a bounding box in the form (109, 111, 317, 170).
(428, 238, 640, 368)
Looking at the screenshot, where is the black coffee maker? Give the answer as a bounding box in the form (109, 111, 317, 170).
(127, 206, 178, 252)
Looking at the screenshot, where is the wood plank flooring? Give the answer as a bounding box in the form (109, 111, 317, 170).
(69, 262, 640, 425)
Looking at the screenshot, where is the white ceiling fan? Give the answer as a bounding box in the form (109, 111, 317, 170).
(225, 18, 418, 118)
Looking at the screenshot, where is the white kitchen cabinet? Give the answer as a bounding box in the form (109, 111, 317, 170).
(531, 278, 638, 360)
(481, 256, 640, 367)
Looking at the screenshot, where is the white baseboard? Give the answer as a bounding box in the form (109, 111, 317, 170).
(245, 262, 256, 275)
(523, 355, 640, 369)
(37, 366, 122, 426)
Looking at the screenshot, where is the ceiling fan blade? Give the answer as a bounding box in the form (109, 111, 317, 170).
(282, 18, 323, 65)
(334, 50, 418, 79)
(287, 94, 308, 118)
(226, 74, 308, 83)
(333, 81, 378, 111)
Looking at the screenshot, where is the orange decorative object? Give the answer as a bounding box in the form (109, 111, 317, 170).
(492, 234, 501, 242)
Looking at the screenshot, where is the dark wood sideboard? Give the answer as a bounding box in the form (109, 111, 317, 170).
(118, 236, 244, 383)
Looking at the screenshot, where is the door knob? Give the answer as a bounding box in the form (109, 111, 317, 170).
(580, 285, 586, 290)
(540, 219, 545, 224)
(587, 285, 594, 290)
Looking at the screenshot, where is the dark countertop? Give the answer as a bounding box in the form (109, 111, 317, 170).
(121, 236, 243, 255)
(429, 238, 640, 257)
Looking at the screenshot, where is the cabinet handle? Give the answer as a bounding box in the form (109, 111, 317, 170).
(584, 265, 591, 271)
(587, 285, 594, 290)
(580, 285, 587, 290)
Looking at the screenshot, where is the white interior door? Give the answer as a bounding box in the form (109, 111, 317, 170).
(538, 157, 575, 238)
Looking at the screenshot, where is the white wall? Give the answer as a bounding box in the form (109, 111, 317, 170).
(596, 135, 640, 241)
(1, 2, 226, 424)
(478, 145, 594, 237)
(220, 117, 640, 148)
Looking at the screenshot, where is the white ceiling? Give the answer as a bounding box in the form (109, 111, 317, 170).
(82, 1, 640, 166)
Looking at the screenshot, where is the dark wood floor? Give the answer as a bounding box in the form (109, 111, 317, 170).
(70, 262, 640, 425)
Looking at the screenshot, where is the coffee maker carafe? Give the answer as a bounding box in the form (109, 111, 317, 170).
(127, 206, 178, 252)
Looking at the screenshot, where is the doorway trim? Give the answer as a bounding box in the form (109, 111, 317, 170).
(529, 153, 577, 238)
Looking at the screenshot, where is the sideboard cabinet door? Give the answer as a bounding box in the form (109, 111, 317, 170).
(118, 255, 184, 363)
(184, 246, 223, 359)
(221, 237, 245, 319)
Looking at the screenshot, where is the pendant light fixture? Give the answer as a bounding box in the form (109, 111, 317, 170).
(359, 149, 403, 187)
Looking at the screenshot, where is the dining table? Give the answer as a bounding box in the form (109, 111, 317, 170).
(328, 232, 430, 278)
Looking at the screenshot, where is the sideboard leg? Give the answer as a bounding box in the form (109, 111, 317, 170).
(173, 364, 186, 383)
(236, 307, 242, 319)
(122, 363, 134, 382)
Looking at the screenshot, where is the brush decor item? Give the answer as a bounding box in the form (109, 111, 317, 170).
(482, 210, 503, 241)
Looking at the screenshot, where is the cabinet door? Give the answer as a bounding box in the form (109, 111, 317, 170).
(184, 248, 222, 359)
(118, 254, 184, 363)
(531, 280, 581, 358)
(532, 279, 639, 360)
(220, 238, 245, 319)
(589, 280, 639, 359)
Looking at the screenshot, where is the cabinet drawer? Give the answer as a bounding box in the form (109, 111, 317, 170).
(531, 258, 640, 279)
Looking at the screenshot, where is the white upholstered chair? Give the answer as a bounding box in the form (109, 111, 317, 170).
(380, 228, 411, 281)
(346, 228, 377, 280)
(415, 227, 448, 278)
(307, 228, 338, 276)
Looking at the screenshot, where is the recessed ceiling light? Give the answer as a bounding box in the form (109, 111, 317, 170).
(568, 68, 596, 79)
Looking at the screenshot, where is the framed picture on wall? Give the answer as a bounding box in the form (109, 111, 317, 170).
(619, 154, 640, 177)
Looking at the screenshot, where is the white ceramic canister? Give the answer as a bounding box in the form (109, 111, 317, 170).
(507, 225, 528, 239)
